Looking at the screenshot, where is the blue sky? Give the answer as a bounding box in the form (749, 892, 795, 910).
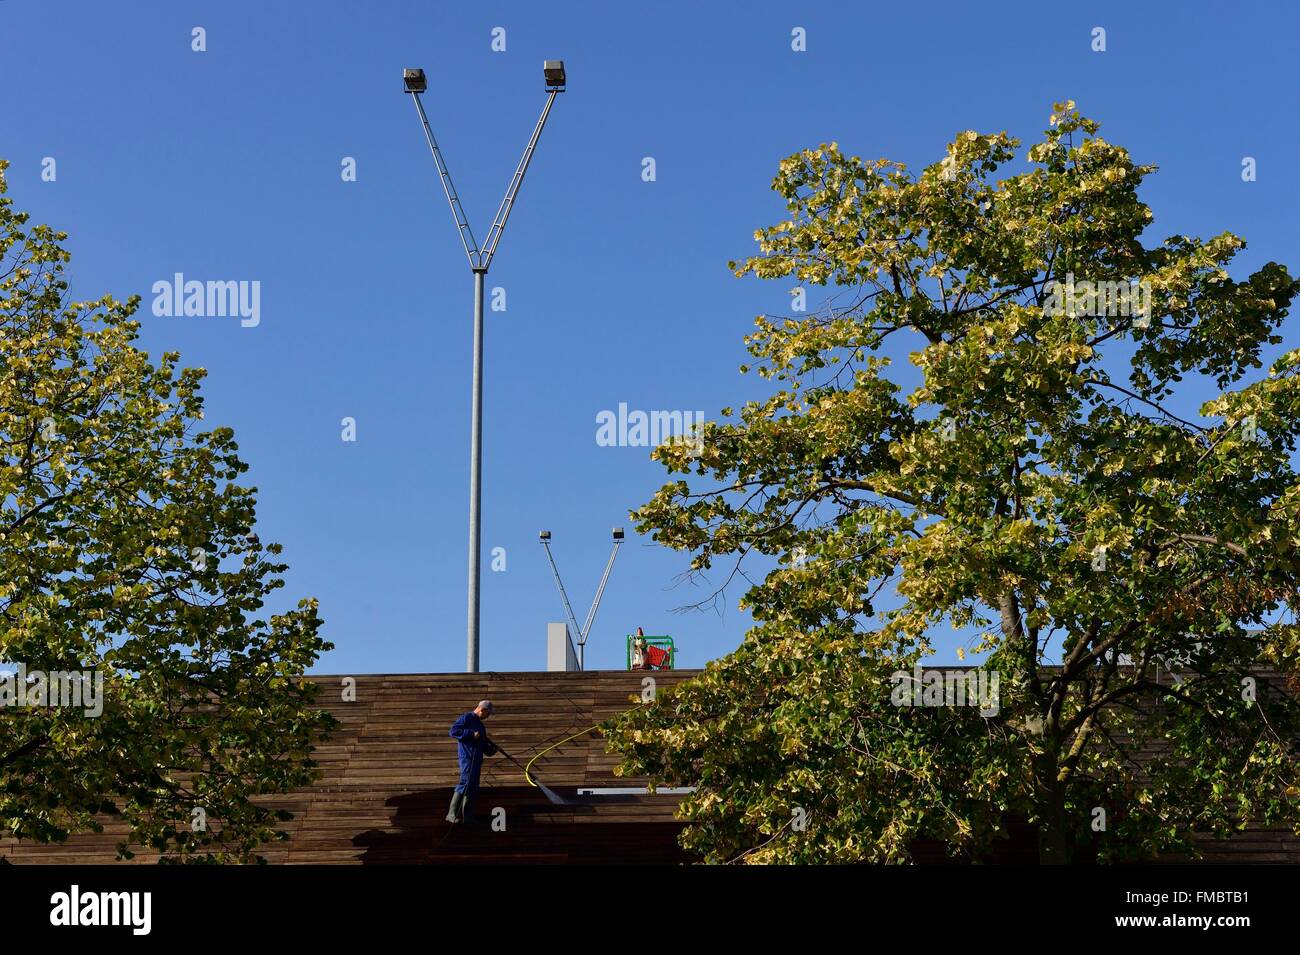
(3, 1, 1296, 675)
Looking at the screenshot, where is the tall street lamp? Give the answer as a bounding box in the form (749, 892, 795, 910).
(404, 60, 566, 672)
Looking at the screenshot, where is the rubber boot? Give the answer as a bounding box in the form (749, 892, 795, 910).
(445, 791, 465, 824)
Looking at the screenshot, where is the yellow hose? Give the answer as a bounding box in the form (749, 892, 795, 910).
(523, 721, 604, 787)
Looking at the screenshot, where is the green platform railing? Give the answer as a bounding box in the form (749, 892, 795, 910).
(626, 634, 675, 670)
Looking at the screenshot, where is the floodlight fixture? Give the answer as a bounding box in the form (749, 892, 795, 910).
(403, 68, 427, 94)
(543, 60, 567, 90)
(612, 527, 624, 541)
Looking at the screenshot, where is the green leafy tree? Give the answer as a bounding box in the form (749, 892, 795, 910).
(605, 104, 1300, 864)
(0, 160, 334, 862)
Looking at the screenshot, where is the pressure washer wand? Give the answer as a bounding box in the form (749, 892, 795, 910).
(490, 741, 527, 773)
(486, 737, 570, 806)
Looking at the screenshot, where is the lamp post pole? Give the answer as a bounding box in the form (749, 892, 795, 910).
(467, 267, 485, 672)
(404, 62, 566, 672)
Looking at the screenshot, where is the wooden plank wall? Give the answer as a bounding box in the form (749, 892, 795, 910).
(5, 667, 1299, 864)
(0, 670, 699, 865)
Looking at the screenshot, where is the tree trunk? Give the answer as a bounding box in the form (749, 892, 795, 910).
(1035, 771, 1073, 864)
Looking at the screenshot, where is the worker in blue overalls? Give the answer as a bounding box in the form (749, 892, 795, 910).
(446, 699, 497, 824)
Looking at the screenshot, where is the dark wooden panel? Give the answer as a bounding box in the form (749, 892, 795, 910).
(7, 667, 1298, 864)
(0, 669, 701, 865)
